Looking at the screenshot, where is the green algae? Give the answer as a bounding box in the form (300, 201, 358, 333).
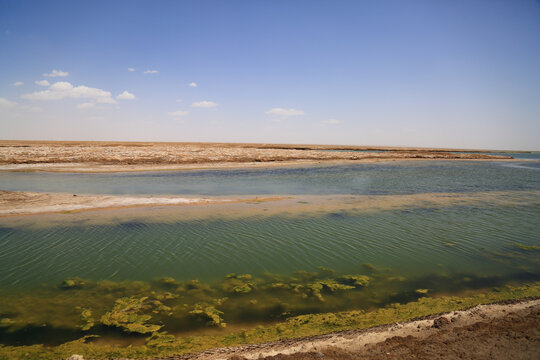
(79, 309, 94, 331)
(0, 268, 372, 339)
(222, 274, 255, 294)
(513, 243, 540, 251)
(339, 275, 370, 287)
(0, 318, 14, 328)
(1, 282, 539, 360)
(189, 304, 226, 328)
(145, 331, 177, 348)
(60, 277, 87, 290)
(304, 280, 355, 302)
(100, 297, 162, 334)
(0, 263, 539, 358)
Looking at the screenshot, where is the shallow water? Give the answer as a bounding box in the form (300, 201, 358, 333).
(0, 160, 539, 344)
(1, 160, 539, 289)
(0, 204, 539, 289)
(0, 161, 539, 196)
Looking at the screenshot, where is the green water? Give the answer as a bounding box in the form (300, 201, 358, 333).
(0, 160, 539, 345)
(1, 205, 539, 289)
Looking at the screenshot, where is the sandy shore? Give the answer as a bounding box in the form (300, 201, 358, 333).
(163, 298, 540, 360)
(0, 190, 289, 216)
(2, 190, 539, 218)
(0, 141, 515, 173)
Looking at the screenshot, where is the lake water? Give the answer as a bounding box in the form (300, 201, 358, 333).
(0, 160, 539, 343)
(1, 160, 539, 196)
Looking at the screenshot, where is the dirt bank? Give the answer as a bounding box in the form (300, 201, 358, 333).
(163, 299, 539, 360)
(0, 190, 286, 216)
(0, 141, 513, 172)
(2, 190, 539, 218)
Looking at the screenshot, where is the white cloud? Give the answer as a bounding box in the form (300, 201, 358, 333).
(176, 99, 183, 103)
(128, 68, 135, 72)
(0, 98, 17, 110)
(192, 101, 217, 108)
(42, 69, 69, 77)
(188, 82, 197, 87)
(116, 90, 135, 100)
(22, 105, 43, 113)
(266, 108, 305, 117)
(168, 110, 188, 117)
(35, 80, 50, 86)
(77, 102, 95, 109)
(21, 81, 117, 104)
(144, 69, 159, 74)
(320, 119, 340, 125)
(0, 99, 43, 114)
(12, 81, 24, 87)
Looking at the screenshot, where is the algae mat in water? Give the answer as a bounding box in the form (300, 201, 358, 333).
(0, 283, 539, 360)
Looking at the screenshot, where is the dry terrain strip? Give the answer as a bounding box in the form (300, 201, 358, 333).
(0, 141, 514, 172)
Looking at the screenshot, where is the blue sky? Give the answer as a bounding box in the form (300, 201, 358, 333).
(1, 0, 539, 150)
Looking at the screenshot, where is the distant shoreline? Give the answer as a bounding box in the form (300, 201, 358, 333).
(0, 140, 522, 173)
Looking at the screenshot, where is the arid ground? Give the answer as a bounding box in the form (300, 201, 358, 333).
(0, 140, 513, 172)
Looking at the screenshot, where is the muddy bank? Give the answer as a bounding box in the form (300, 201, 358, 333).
(0, 190, 286, 216)
(167, 299, 540, 360)
(2, 189, 539, 218)
(0, 141, 513, 172)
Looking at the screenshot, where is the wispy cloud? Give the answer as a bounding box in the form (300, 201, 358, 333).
(21, 81, 117, 104)
(77, 102, 95, 109)
(266, 108, 305, 117)
(168, 110, 189, 117)
(192, 101, 217, 108)
(188, 82, 197, 87)
(128, 68, 135, 72)
(12, 81, 23, 87)
(176, 99, 183, 103)
(35, 80, 50, 87)
(0, 98, 17, 110)
(144, 69, 159, 74)
(0, 98, 43, 113)
(42, 69, 69, 77)
(320, 119, 340, 125)
(116, 90, 135, 100)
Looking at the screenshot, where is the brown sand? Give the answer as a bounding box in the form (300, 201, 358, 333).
(2, 190, 539, 218)
(0, 141, 514, 172)
(0, 190, 290, 217)
(162, 299, 540, 360)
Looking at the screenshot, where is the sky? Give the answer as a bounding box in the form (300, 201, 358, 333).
(1, 0, 539, 150)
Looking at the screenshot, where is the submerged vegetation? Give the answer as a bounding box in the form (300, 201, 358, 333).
(0, 266, 392, 341)
(513, 243, 540, 251)
(0, 282, 538, 360)
(0, 260, 539, 359)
